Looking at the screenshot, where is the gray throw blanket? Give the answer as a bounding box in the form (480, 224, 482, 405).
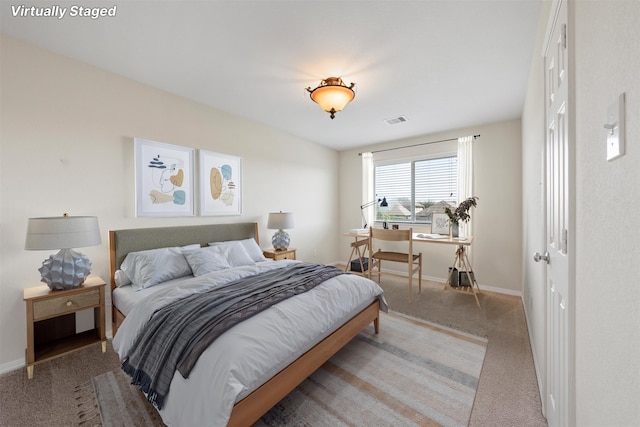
(121, 262, 346, 409)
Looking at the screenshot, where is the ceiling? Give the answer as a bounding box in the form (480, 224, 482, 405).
(1, 0, 541, 151)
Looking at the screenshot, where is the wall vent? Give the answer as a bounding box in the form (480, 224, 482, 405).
(384, 115, 408, 125)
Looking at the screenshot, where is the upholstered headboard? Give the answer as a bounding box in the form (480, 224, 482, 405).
(108, 222, 259, 290)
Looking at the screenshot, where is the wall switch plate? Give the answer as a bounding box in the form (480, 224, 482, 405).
(605, 93, 625, 161)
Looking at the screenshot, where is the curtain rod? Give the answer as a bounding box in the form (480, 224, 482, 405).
(358, 134, 480, 155)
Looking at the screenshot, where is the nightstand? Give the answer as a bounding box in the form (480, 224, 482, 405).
(23, 276, 107, 379)
(263, 248, 296, 261)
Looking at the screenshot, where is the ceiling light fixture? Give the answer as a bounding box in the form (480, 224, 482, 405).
(306, 77, 355, 119)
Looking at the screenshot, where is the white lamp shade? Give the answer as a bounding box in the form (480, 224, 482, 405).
(25, 216, 101, 250)
(267, 212, 294, 230)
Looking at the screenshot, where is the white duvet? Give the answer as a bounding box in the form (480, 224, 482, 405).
(112, 260, 385, 427)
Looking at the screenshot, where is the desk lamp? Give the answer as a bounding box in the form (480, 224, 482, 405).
(25, 214, 101, 290)
(360, 196, 388, 228)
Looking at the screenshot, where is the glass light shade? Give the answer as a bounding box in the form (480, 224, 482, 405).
(307, 77, 355, 118)
(25, 215, 101, 290)
(310, 85, 355, 113)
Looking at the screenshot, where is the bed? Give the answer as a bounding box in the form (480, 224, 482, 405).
(108, 223, 385, 426)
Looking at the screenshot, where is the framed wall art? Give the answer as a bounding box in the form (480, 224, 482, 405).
(134, 138, 195, 217)
(431, 212, 450, 235)
(199, 150, 242, 216)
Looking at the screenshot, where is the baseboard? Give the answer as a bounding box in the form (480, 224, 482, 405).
(522, 297, 546, 415)
(480, 284, 522, 297)
(0, 358, 24, 375)
(333, 261, 523, 297)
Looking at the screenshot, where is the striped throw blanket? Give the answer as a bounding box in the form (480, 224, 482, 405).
(121, 263, 346, 409)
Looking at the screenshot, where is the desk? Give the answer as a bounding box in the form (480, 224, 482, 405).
(344, 233, 370, 275)
(412, 234, 481, 308)
(344, 231, 481, 308)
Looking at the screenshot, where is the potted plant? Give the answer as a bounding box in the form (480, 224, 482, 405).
(444, 196, 478, 237)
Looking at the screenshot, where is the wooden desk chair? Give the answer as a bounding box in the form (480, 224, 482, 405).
(368, 228, 422, 300)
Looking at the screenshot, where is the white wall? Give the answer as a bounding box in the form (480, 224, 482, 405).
(338, 119, 523, 293)
(522, 0, 640, 425)
(573, 1, 640, 424)
(0, 36, 339, 370)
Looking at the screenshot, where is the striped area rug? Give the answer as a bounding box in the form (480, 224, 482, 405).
(255, 311, 487, 427)
(88, 311, 487, 426)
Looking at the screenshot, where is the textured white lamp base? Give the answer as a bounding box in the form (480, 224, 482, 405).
(39, 248, 92, 290)
(272, 230, 290, 250)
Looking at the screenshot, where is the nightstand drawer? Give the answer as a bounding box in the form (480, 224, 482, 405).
(263, 248, 296, 261)
(33, 289, 100, 320)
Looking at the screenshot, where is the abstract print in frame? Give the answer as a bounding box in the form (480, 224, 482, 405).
(431, 212, 450, 235)
(134, 138, 195, 217)
(199, 150, 242, 216)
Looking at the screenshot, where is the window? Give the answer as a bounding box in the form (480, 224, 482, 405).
(373, 156, 457, 223)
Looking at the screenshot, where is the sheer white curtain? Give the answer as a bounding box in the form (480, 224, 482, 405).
(361, 152, 374, 228)
(457, 136, 474, 237)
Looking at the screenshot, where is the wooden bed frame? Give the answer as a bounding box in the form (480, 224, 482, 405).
(108, 222, 380, 426)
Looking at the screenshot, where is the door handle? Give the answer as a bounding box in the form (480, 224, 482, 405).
(533, 251, 550, 264)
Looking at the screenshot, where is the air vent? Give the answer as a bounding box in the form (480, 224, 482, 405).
(384, 116, 408, 125)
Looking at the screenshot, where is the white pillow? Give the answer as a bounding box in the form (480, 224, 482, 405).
(114, 269, 131, 287)
(208, 240, 256, 267)
(239, 238, 267, 262)
(120, 244, 200, 290)
(183, 246, 231, 276)
(209, 238, 266, 262)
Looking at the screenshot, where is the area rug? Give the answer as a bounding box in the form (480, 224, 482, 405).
(82, 311, 487, 427)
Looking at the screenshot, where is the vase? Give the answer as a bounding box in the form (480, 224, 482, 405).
(450, 223, 459, 238)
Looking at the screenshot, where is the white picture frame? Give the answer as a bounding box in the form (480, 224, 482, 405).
(199, 150, 242, 216)
(431, 212, 450, 235)
(134, 138, 195, 217)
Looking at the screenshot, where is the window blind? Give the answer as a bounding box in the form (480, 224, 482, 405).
(374, 156, 457, 223)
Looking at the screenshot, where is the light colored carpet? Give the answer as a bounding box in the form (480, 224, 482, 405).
(0, 342, 121, 426)
(363, 271, 547, 427)
(0, 272, 546, 426)
(85, 311, 486, 427)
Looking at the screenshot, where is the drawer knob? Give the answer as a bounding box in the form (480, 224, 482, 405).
(66, 301, 72, 307)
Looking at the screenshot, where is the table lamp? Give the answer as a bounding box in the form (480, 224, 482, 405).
(267, 212, 294, 250)
(25, 214, 101, 290)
